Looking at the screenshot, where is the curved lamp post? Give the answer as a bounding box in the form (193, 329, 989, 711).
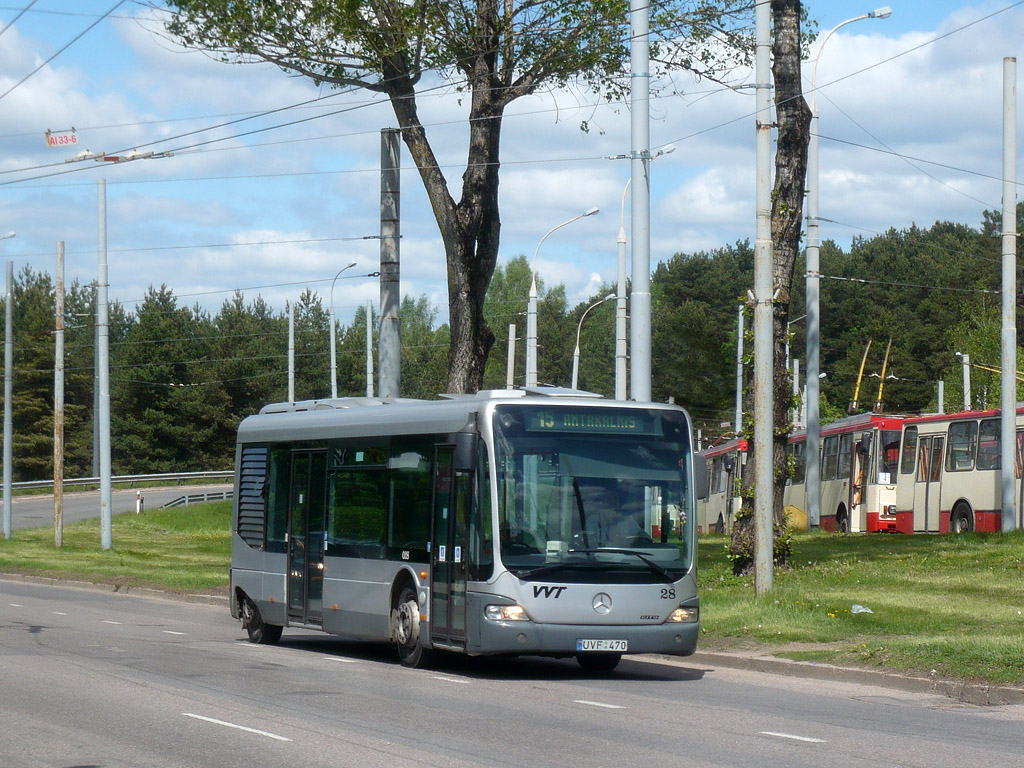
(805, 6, 891, 528)
(572, 293, 616, 390)
(526, 207, 599, 386)
(329, 261, 358, 398)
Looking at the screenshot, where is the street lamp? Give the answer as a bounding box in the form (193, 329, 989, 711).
(526, 207, 599, 386)
(329, 261, 358, 398)
(572, 293, 616, 390)
(805, 6, 891, 528)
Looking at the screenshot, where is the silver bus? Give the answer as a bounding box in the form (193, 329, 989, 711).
(230, 388, 701, 671)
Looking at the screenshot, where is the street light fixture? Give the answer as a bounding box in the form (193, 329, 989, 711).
(526, 207, 599, 386)
(329, 261, 358, 398)
(572, 293, 616, 390)
(805, 6, 891, 528)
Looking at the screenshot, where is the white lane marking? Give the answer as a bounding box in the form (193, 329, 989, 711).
(182, 713, 291, 742)
(432, 675, 469, 684)
(574, 700, 624, 710)
(325, 657, 358, 663)
(102, 620, 122, 625)
(52, 611, 68, 616)
(163, 631, 187, 636)
(760, 731, 825, 743)
(9, 603, 23, 607)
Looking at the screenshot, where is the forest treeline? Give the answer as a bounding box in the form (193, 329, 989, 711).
(2, 205, 1021, 480)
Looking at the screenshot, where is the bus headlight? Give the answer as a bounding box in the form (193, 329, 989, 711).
(485, 604, 530, 621)
(667, 606, 699, 623)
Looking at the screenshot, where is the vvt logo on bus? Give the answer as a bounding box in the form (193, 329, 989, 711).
(533, 585, 567, 598)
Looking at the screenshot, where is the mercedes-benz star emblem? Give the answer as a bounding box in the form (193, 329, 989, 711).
(592, 592, 613, 615)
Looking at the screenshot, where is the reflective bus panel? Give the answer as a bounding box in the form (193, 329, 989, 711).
(229, 391, 700, 671)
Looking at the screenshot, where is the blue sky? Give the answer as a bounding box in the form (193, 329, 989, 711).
(0, 1, 1021, 326)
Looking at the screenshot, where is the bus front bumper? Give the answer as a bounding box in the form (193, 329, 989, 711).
(471, 617, 699, 657)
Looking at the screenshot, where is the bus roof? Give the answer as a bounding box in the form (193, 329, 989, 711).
(904, 404, 1024, 426)
(788, 412, 905, 444)
(699, 438, 747, 458)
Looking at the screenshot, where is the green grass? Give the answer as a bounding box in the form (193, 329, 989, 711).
(2, 506, 1023, 685)
(0, 501, 232, 592)
(698, 530, 1024, 685)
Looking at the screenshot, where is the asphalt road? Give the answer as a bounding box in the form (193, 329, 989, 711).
(1, 580, 1021, 768)
(7, 484, 233, 530)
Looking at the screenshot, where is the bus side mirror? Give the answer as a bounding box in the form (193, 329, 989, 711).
(694, 454, 709, 500)
(454, 432, 478, 472)
(858, 434, 872, 455)
(723, 454, 735, 473)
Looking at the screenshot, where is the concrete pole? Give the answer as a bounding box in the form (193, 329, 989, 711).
(805, 112, 821, 529)
(615, 182, 629, 401)
(629, 0, 651, 402)
(792, 358, 800, 428)
(366, 301, 374, 398)
(2, 260, 12, 540)
(961, 353, 971, 410)
(506, 323, 516, 389)
(379, 128, 401, 400)
(55, 242, 64, 548)
(938, 380, 944, 414)
(753, 0, 773, 595)
(735, 305, 744, 435)
(329, 306, 338, 399)
(93, 283, 99, 478)
(526, 280, 538, 387)
(98, 179, 112, 550)
(288, 304, 294, 402)
(1001, 57, 1017, 531)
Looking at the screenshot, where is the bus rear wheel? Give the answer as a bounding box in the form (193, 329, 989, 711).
(951, 503, 974, 534)
(836, 507, 849, 533)
(575, 652, 622, 673)
(241, 595, 282, 645)
(393, 585, 432, 668)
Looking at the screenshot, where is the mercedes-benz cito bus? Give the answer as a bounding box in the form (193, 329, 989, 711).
(229, 388, 701, 671)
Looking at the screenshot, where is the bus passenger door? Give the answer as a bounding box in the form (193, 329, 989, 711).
(287, 450, 327, 625)
(913, 437, 943, 532)
(430, 446, 469, 647)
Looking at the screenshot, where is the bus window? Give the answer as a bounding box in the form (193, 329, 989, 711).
(266, 446, 291, 553)
(879, 430, 901, 483)
(976, 419, 1000, 471)
(822, 436, 839, 481)
(710, 457, 723, 494)
(791, 442, 806, 485)
(900, 427, 918, 475)
(837, 433, 853, 480)
(946, 421, 978, 472)
(469, 442, 493, 581)
(329, 465, 387, 559)
(387, 436, 434, 563)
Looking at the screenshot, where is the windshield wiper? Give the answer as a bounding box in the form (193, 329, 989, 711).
(567, 547, 676, 582)
(514, 562, 579, 580)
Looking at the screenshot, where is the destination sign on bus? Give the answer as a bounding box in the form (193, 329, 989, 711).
(525, 408, 659, 436)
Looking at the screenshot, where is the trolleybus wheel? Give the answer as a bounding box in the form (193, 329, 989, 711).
(713, 514, 725, 535)
(393, 585, 431, 668)
(241, 595, 282, 645)
(836, 507, 850, 533)
(951, 503, 974, 534)
(575, 652, 622, 673)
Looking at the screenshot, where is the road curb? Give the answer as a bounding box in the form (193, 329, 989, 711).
(681, 651, 1024, 707)
(0, 572, 229, 607)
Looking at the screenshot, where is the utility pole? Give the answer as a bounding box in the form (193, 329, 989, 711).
(288, 304, 294, 402)
(958, 352, 971, 410)
(752, 0, 773, 595)
(54, 242, 65, 548)
(506, 324, 516, 389)
(629, 0, 651, 402)
(1001, 56, 1018, 531)
(366, 300, 374, 398)
(616, 182, 629, 400)
(3, 260, 12, 540)
(97, 180, 112, 550)
(735, 304, 744, 435)
(379, 128, 401, 400)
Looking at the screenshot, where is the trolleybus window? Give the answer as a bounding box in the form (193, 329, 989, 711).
(976, 419, 1000, 471)
(492, 405, 692, 583)
(900, 426, 918, 475)
(837, 433, 853, 480)
(946, 420, 978, 472)
(822, 436, 839, 481)
(879, 430, 901, 483)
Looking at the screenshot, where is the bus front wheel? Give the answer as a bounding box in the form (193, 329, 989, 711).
(241, 595, 282, 645)
(393, 585, 431, 668)
(576, 652, 622, 673)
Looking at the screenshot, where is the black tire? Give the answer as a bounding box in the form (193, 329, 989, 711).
(393, 584, 432, 668)
(575, 652, 622, 672)
(837, 507, 849, 533)
(241, 595, 282, 645)
(713, 514, 725, 535)
(951, 503, 974, 534)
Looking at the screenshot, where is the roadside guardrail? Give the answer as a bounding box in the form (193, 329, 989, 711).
(10, 470, 233, 493)
(161, 490, 234, 509)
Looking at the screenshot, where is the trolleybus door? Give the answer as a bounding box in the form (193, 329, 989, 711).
(287, 450, 327, 625)
(913, 436, 943, 533)
(430, 445, 469, 646)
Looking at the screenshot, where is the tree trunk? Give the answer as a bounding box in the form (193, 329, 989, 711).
(770, 0, 812, 543)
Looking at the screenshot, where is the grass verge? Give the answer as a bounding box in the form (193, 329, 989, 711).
(1, 505, 1022, 685)
(0, 501, 231, 593)
(698, 530, 1024, 685)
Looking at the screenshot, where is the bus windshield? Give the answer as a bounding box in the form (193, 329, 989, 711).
(492, 404, 693, 583)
